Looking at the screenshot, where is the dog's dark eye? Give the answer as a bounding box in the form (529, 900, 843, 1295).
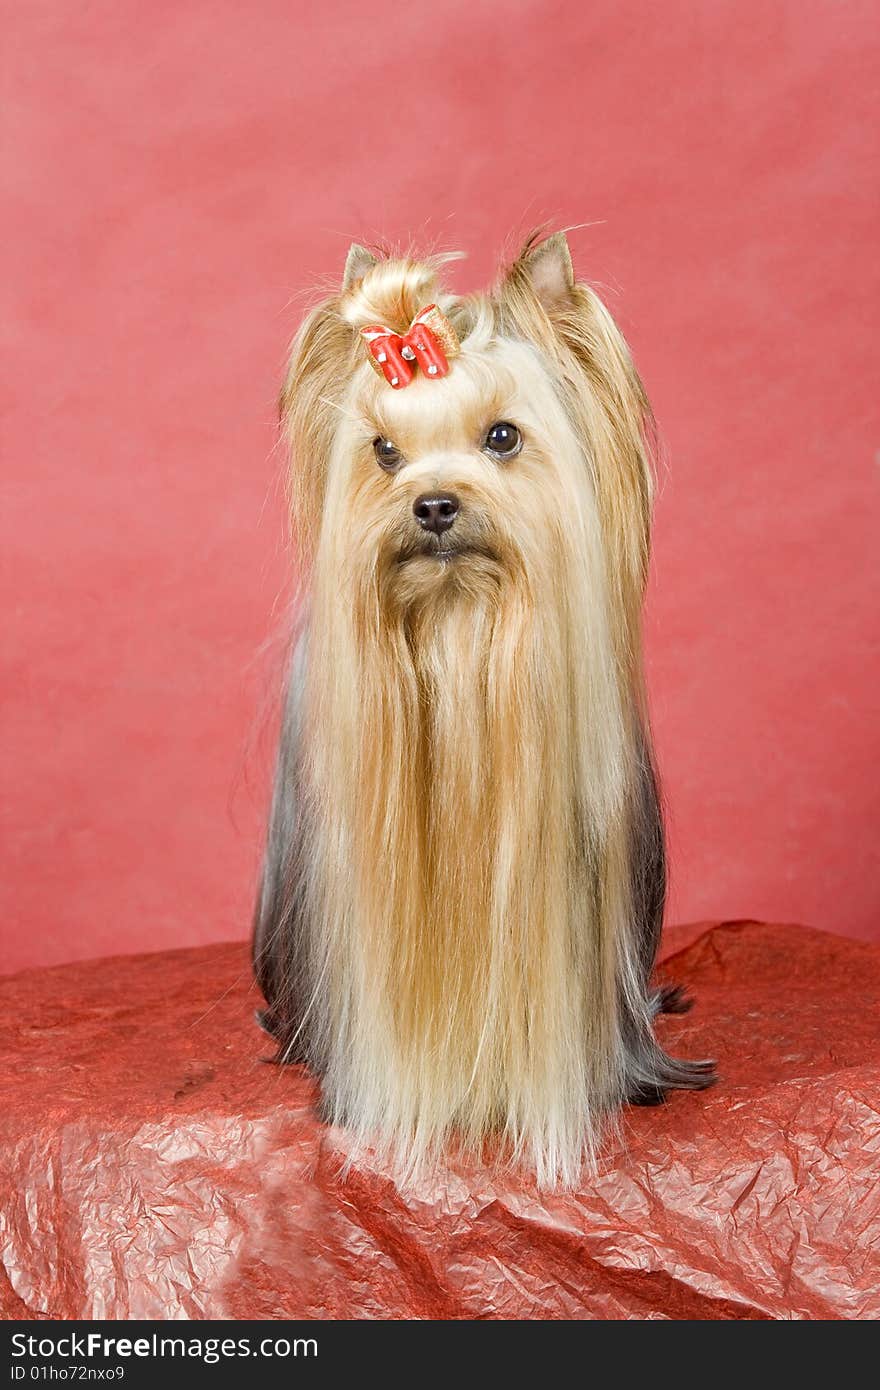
(484, 421, 522, 459)
(373, 436, 403, 471)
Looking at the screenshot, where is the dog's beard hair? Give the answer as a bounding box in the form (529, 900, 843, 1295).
(296, 473, 639, 1186)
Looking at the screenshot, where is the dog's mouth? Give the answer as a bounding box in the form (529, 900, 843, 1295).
(397, 538, 496, 566)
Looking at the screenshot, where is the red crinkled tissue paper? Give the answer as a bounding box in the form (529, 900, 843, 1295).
(1, 920, 878, 1320)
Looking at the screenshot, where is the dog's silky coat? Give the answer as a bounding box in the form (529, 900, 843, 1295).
(254, 233, 714, 1186)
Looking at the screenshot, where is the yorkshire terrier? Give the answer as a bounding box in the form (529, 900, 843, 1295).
(253, 232, 715, 1186)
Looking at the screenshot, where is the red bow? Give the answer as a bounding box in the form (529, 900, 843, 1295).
(360, 304, 460, 389)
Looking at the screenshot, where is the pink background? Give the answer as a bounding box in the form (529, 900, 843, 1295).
(3, 1, 878, 973)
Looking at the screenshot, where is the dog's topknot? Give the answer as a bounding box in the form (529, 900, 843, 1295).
(338, 243, 468, 339)
(341, 258, 441, 336)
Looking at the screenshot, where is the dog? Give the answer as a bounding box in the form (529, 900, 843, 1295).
(253, 232, 715, 1186)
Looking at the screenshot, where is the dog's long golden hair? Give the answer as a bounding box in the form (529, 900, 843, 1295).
(255, 233, 713, 1186)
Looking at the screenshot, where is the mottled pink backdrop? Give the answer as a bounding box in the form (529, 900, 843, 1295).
(2, 0, 878, 970)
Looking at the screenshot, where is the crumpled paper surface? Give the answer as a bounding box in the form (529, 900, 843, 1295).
(0, 921, 877, 1320)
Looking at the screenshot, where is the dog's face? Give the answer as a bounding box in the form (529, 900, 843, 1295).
(284, 234, 655, 641)
(322, 335, 595, 614)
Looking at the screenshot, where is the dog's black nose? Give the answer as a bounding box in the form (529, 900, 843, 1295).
(413, 492, 460, 535)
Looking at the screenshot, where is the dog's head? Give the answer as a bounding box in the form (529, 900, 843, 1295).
(281, 233, 656, 643)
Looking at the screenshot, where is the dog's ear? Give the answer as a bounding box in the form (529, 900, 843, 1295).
(496, 230, 655, 644)
(342, 243, 379, 292)
(508, 231, 575, 314)
(280, 296, 355, 558)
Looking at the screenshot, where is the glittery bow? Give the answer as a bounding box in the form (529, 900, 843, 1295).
(360, 305, 460, 389)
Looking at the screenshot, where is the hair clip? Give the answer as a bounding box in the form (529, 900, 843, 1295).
(360, 305, 460, 389)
